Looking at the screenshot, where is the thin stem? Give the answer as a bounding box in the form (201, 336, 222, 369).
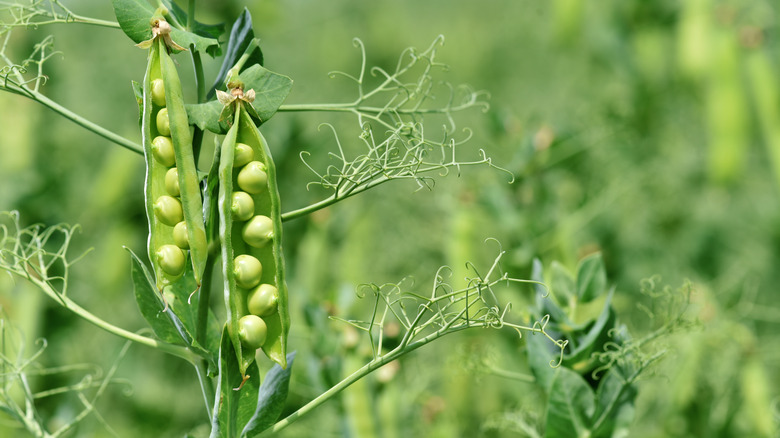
(270, 324, 473, 434)
(28, 276, 197, 363)
(278, 103, 472, 115)
(280, 176, 391, 222)
(187, 0, 196, 31)
(1, 88, 144, 155)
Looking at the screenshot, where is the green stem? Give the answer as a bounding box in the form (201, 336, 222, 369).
(269, 325, 472, 434)
(278, 103, 476, 115)
(30, 277, 197, 363)
(187, 0, 196, 31)
(2, 88, 143, 155)
(281, 177, 391, 222)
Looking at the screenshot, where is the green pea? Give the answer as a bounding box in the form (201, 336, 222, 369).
(152, 136, 175, 167)
(233, 143, 254, 168)
(164, 167, 180, 197)
(234, 254, 263, 289)
(172, 221, 189, 249)
(153, 195, 183, 226)
(156, 108, 171, 136)
(248, 284, 278, 317)
(238, 315, 267, 350)
(242, 215, 274, 248)
(231, 191, 255, 221)
(156, 244, 185, 277)
(237, 161, 268, 194)
(151, 78, 166, 106)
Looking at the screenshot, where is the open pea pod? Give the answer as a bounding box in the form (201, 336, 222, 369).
(218, 98, 290, 379)
(139, 18, 207, 291)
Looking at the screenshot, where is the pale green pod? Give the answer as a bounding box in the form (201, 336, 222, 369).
(234, 254, 263, 289)
(248, 284, 278, 317)
(152, 136, 175, 167)
(165, 167, 180, 197)
(154, 195, 183, 226)
(233, 143, 254, 168)
(242, 215, 274, 248)
(237, 161, 268, 193)
(173, 221, 189, 249)
(156, 244, 186, 277)
(156, 108, 171, 136)
(151, 78, 166, 106)
(231, 191, 255, 221)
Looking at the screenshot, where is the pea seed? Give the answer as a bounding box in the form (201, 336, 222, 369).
(248, 284, 278, 317)
(238, 315, 267, 350)
(237, 161, 268, 194)
(156, 244, 185, 276)
(242, 215, 274, 248)
(231, 191, 255, 221)
(233, 254, 263, 289)
(152, 136, 175, 167)
(173, 221, 189, 249)
(153, 195, 183, 226)
(165, 167, 180, 196)
(151, 78, 166, 106)
(233, 143, 254, 168)
(156, 108, 171, 136)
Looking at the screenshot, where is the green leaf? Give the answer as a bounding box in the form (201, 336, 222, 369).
(532, 258, 567, 323)
(562, 289, 616, 370)
(112, 0, 155, 44)
(241, 352, 296, 437)
(546, 367, 595, 438)
(128, 248, 186, 345)
(211, 328, 261, 438)
(162, 0, 225, 52)
(550, 261, 575, 304)
(576, 253, 607, 303)
(131, 80, 143, 119)
(525, 328, 558, 392)
(208, 9, 264, 99)
(112, 0, 219, 55)
(187, 65, 293, 134)
(592, 367, 638, 438)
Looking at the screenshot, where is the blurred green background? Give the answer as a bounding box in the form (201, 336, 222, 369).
(1, 0, 779, 436)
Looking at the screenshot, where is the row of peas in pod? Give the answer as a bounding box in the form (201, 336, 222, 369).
(217, 90, 290, 372)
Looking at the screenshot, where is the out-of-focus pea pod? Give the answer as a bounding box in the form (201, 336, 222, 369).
(676, 0, 712, 80)
(157, 35, 208, 288)
(706, 24, 748, 184)
(218, 86, 290, 378)
(745, 39, 780, 190)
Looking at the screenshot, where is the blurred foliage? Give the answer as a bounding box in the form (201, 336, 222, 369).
(1, 0, 780, 436)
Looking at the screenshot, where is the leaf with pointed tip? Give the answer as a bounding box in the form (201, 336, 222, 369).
(208, 9, 264, 99)
(576, 253, 607, 303)
(545, 367, 595, 438)
(241, 352, 296, 437)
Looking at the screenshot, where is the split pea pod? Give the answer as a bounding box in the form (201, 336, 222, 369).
(218, 95, 290, 376)
(140, 17, 207, 291)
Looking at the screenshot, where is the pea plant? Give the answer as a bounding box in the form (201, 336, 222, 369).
(0, 1, 680, 437)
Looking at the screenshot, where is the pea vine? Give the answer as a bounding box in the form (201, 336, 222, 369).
(0, 211, 197, 361)
(0, 308, 133, 438)
(281, 37, 512, 221)
(271, 241, 566, 433)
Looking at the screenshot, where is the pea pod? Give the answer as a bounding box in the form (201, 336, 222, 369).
(139, 17, 207, 291)
(218, 95, 290, 378)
